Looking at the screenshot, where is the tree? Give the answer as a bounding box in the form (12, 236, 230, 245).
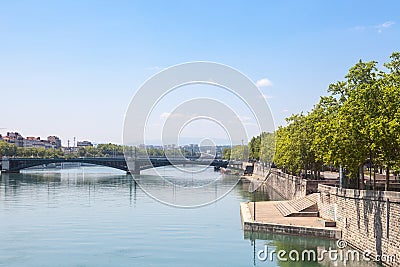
(273, 53, 400, 189)
(260, 132, 276, 164)
(222, 148, 231, 160)
(230, 145, 248, 161)
(248, 135, 261, 160)
(0, 141, 16, 157)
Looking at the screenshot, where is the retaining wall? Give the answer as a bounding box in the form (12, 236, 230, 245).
(252, 164, 310, 200)
(249, 164, 400, 266)
(318, 184, 400, 266)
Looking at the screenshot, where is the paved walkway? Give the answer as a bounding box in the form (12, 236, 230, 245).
(241, 201, 341, 239)
(241, 172, 341, 238)
(247, 201, 325, 228)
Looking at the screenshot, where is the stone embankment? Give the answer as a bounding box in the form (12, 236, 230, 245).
(241, 165, 400, 266)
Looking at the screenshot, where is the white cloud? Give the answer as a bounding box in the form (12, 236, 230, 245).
(282, 109, 289, 113)
(350, 25, 366, 31)
(350, 21, 395, 33)
(375, 21, 395, 33)
(256, 78, 273, 87)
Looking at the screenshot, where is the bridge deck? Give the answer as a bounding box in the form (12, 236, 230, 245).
(1, 157, 229, 173)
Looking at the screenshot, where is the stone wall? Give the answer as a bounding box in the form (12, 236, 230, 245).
(267, 170, 308, 200)
(252, 164, 309, 200)
(249, 164, 400, 266)
(318, 184, 400, 266)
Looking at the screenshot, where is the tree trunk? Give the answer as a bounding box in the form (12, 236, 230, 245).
(385, 166, 390, 191)
(356, 167, 360, 190)
(373, 168, 376, 191)
(360, 165, 364, 190)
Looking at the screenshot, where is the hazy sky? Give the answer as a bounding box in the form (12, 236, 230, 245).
(0, 1, 399, 145)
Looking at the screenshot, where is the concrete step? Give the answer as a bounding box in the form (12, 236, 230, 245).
(287, 194, 319, 212)
(274, 202, 294, 217)
(274, 193, 319, 217)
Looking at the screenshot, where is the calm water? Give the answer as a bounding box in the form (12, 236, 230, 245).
(0, 166, 377, 267)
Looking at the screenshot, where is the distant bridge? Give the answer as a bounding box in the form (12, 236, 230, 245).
(0, 157, 229, 174)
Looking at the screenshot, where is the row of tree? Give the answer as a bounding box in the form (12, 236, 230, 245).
(247, 53, 400, 190)
(0, 141, 126, 158)
(0, 141, 200, 159)
(0, 141, 65, 158)
(222, 132, 275, 163)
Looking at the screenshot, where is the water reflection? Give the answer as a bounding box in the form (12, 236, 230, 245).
(245, 230, 379, 266)
(239, 180, 285, 202)
(0, 170, 140, 208)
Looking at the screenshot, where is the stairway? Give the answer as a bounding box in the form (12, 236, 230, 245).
(274, 193, 319, 217)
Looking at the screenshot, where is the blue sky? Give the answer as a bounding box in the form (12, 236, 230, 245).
(0, 1, 399, 145)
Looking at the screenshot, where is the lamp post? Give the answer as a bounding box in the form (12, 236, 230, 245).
(253, 189, 256, 221)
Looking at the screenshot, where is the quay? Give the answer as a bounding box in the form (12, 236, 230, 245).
(240, 174, 341, 239)
(240, 165, 400, 267)
(240, 202, 341, 239)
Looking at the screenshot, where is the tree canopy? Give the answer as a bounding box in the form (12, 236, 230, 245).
(248, 52, 400, 189)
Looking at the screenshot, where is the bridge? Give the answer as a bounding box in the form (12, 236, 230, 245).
(0, 157, 229, 174)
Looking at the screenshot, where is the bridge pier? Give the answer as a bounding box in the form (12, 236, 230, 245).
(126, 170, 140, 175)
(1, 158, 12, 173)
(129, 161, 141, 175)
(128, 169, 140, 175)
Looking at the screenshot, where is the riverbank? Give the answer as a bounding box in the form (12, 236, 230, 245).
(241, 168, 400, 266)
(240, 174, 341, 239)
(240, 201, 341, 239)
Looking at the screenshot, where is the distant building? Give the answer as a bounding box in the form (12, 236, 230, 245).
(23, 137, 54, 149)
(182, 144, 200, 155)
(163, 144, 177, 150)
(4, 132, 24, 147)
(24, 136, 40, 148)
(77, 141, 93, 147)
(62, 146, 78, 153)
(47, 136, 62, 149)
(26, 136, 40, 141)
(7, 132, 23, 139)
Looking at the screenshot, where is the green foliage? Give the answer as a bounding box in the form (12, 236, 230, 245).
(0, 141, 17, 157)
(222, 148, 231, 159)
(271, 52, 400, 186)
(0, 141, 63, 158)
(230, 145, 248, 161)
(248, 132, 275, 163)
(260, 132, 276, 163)
(273, 113, 322, 177)
(249, 135, 261, 160)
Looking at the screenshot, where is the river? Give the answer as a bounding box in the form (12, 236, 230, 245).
(0, 166, 378, 266)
